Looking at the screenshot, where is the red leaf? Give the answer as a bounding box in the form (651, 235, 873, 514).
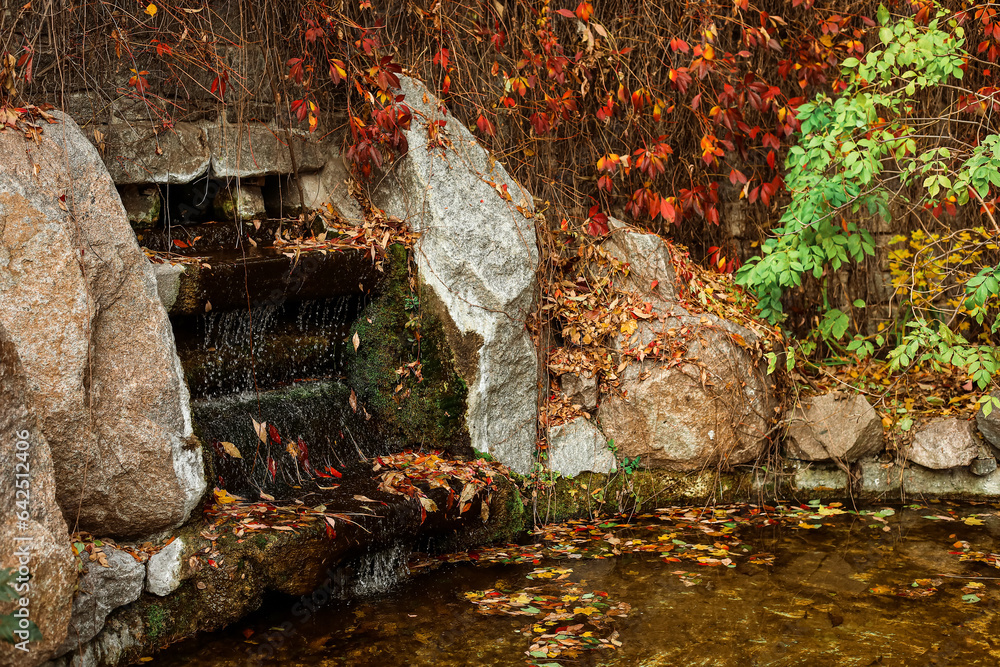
(575, 1, 593, 20)
(476, 114, 496, 137)
(433, 48, 450, 69)
(706, 206, 720, 225)
(660, 197, 676, 223)
(266, 457, 276, 480)
(555, 8, 575, 17)
(267, 424, 281, 445)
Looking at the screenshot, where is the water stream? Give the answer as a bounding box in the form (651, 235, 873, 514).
(152, 502, 1000, 666)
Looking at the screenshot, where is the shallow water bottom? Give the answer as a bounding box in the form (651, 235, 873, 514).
(153, 502, 1000, 666)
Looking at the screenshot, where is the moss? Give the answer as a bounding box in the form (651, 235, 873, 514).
(346, 244, 471, 455)
(531, 469, 754, 523)
(147, 605, 166, 641)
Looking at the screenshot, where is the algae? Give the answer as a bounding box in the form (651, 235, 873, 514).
(345, 244, 471, 456)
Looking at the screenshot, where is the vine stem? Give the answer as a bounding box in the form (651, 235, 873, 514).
(969, 186, 1000, 237)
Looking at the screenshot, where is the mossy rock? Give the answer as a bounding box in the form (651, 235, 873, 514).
(531, 468, 755, 524)
(345, 244, 471, 456)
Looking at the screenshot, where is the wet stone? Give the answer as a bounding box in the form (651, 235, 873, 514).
(212, 183, 266, 221)
(118, 184, 162, 230)
(971, 456, 998, 476)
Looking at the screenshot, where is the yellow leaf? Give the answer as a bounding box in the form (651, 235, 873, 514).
(964, 517, 985, 526)
(620, 319, 638, 336)
(817, 506, 846, 516)
(144, 3, 157, 17)
(220, 441, 242, 459)
(213, 488, 243, 505)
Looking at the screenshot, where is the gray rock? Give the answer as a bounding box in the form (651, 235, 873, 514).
(590, 219, 777, 472)
(786, 392, 883, 462)
(560, 372, 598, 411)
(0, 321, 75, 666)
(102, 120, 210, 185)
(975, 390, 1000, 448)
(906, 418, 979, 470)
(0, 113, 206, 536)
(118, 185, 161, 230)
(146, 538, 185, 597)
(598, 218, 679, 310)
(599, 314, 776, 471)
(373, 76, 539, 474)
(788, 460, 850, 494)
(548, 418, 616, 477)
(859, 459, 1000, 498)
(971, 456, 997, 476)
(56, 547, 145, 656)
(43, 608, 145, 667)
(212, 183, 266, 221)
(208, 122, 326, 178)
(274, 157, 365, 223)
(150, 262, 186, 312)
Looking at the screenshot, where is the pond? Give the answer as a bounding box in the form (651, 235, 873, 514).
(153, 501, 1000, 666)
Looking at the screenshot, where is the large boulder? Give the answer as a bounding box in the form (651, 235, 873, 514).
(56, 546, 145, 656)
(906, 419, 980, 470)
(0, 321, 75, 666)
(0, 114, 206, 536)
(786, 392, 883, 462)
(595, 222, 777, 471)
(600, 315, 775, 471)
(373, 77, 540, 474)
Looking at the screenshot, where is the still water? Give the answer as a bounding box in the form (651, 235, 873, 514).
(155, 502, 1000, 666)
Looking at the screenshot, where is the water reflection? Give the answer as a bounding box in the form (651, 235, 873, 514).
(155, 503, 1000, 666)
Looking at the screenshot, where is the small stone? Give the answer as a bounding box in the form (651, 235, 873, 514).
(786, 392, 883, 462)
(971, 457, 997, 476)
(212, 183, 266, 221)
(56, 546, 146, 655)
(146, 538, 185, 597)
(548, 418, 616, 477)
(906, 418, 979, 470)
(560, 372, 598, 411)
(118, 185, 162, 230)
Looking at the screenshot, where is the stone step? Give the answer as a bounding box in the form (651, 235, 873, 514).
(137, 217, 310, 253)
(151, 246, 382, 315)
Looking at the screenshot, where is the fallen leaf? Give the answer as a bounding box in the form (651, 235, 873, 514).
(220, 441, 242, 459)
(252, 418, 267, 444)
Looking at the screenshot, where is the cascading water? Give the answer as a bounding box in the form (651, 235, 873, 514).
(173, 295, 363, 399)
